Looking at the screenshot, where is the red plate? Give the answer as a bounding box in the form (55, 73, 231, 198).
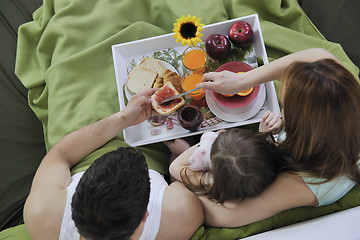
(211, 61, 260, 108)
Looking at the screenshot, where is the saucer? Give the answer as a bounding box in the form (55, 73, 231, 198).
(206, 84, 266, 122)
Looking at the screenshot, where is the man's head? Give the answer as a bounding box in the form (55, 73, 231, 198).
(72, 147, 150, 240)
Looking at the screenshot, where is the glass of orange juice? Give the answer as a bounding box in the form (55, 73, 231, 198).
(182, 46, 207, 73)
(181, 71, 205, 100)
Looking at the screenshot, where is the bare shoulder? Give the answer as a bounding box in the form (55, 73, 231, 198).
(156, 182, 204, 240)
(24, 152, 71, 240)
(24, 187, 67, 240)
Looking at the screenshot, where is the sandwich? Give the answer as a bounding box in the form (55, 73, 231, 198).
(151, 82, 185, 115)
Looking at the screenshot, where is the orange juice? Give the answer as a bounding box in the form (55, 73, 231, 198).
(182, 47, 207, 72)
(182, 72, 205, 100)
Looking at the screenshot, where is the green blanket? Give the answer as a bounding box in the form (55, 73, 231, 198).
(9, 0, 360, 239)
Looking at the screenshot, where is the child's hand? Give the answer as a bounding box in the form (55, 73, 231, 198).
(259, 111, 282, 133)
(163, 139, 191, 163)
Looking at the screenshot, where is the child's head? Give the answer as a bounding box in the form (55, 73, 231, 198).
(182, 128, 280, 203)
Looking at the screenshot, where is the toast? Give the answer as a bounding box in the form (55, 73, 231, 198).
(138, 57, 166, 78)
(152, 77, 163, 89)
(163, 69, 182, 93)
(126, 67, 158, 94)
(163, 69, 178, 79)
(151, 82, 185, 115)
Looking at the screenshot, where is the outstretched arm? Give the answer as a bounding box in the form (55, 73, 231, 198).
(199, 172, 317, 228)
(24, 88, 156, 240)
(198, 48, 340, 95)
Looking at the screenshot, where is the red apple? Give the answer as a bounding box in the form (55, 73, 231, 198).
(205, 33, 231, 60)
(228, 21, 254, 48)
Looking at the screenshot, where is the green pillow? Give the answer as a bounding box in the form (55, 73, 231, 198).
(191, 184, 360, 239)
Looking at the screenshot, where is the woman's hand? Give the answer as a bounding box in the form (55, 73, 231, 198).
(120, 88, 157, 127)
(259, 111, 282, 133)
(196, 71, 252, 95)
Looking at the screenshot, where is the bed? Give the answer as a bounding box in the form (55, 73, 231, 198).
(1, 0, 359, 239)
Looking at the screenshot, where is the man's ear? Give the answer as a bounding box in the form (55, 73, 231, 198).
(142, 210, 149, 223)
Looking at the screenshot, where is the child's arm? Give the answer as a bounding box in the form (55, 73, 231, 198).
(259, 110, 282, 133)
(168, 143, 204, 186)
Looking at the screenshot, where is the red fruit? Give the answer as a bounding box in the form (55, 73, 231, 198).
(205, 33, 231, 60)
(228, 21, 254, 48)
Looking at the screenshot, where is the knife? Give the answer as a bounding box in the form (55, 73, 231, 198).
(159, 88, 202, 105)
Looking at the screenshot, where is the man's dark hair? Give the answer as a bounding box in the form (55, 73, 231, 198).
(71, 147, 150, 240)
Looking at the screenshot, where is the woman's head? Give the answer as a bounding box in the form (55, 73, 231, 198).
(279, 59, 360, 182)
(204, 129, 279, 203)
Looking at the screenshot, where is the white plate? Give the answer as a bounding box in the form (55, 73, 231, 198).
(124, 60, 179, 101)
(206, 84, 266, 122)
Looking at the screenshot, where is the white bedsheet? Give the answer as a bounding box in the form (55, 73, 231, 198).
(244, 206, 360, 240)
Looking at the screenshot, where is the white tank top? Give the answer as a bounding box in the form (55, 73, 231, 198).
(59, 172, 84, 240)
(59, 169, 168, 240)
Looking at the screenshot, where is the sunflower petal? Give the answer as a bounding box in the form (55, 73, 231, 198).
(186, 39, 192, 46)
(191, 38, 198, 46)
(176, 36, 183, 42)
(181, 39, 187, 46)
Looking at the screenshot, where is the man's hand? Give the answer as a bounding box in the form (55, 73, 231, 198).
(121, 88, 157, 127)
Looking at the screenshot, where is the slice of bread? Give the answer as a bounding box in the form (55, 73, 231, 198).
(163, 69, 178, 79)
(126, 67, 158, 94)
(152, 77, 163, 89)
(151, 82, 185, 115)
(163, 69, 182, 93)
(138, 57, 166, 78)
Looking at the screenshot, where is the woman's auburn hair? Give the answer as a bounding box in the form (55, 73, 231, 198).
(279, 59, 360, 183)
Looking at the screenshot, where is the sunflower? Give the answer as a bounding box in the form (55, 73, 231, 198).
(173, 15, 205, 47)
